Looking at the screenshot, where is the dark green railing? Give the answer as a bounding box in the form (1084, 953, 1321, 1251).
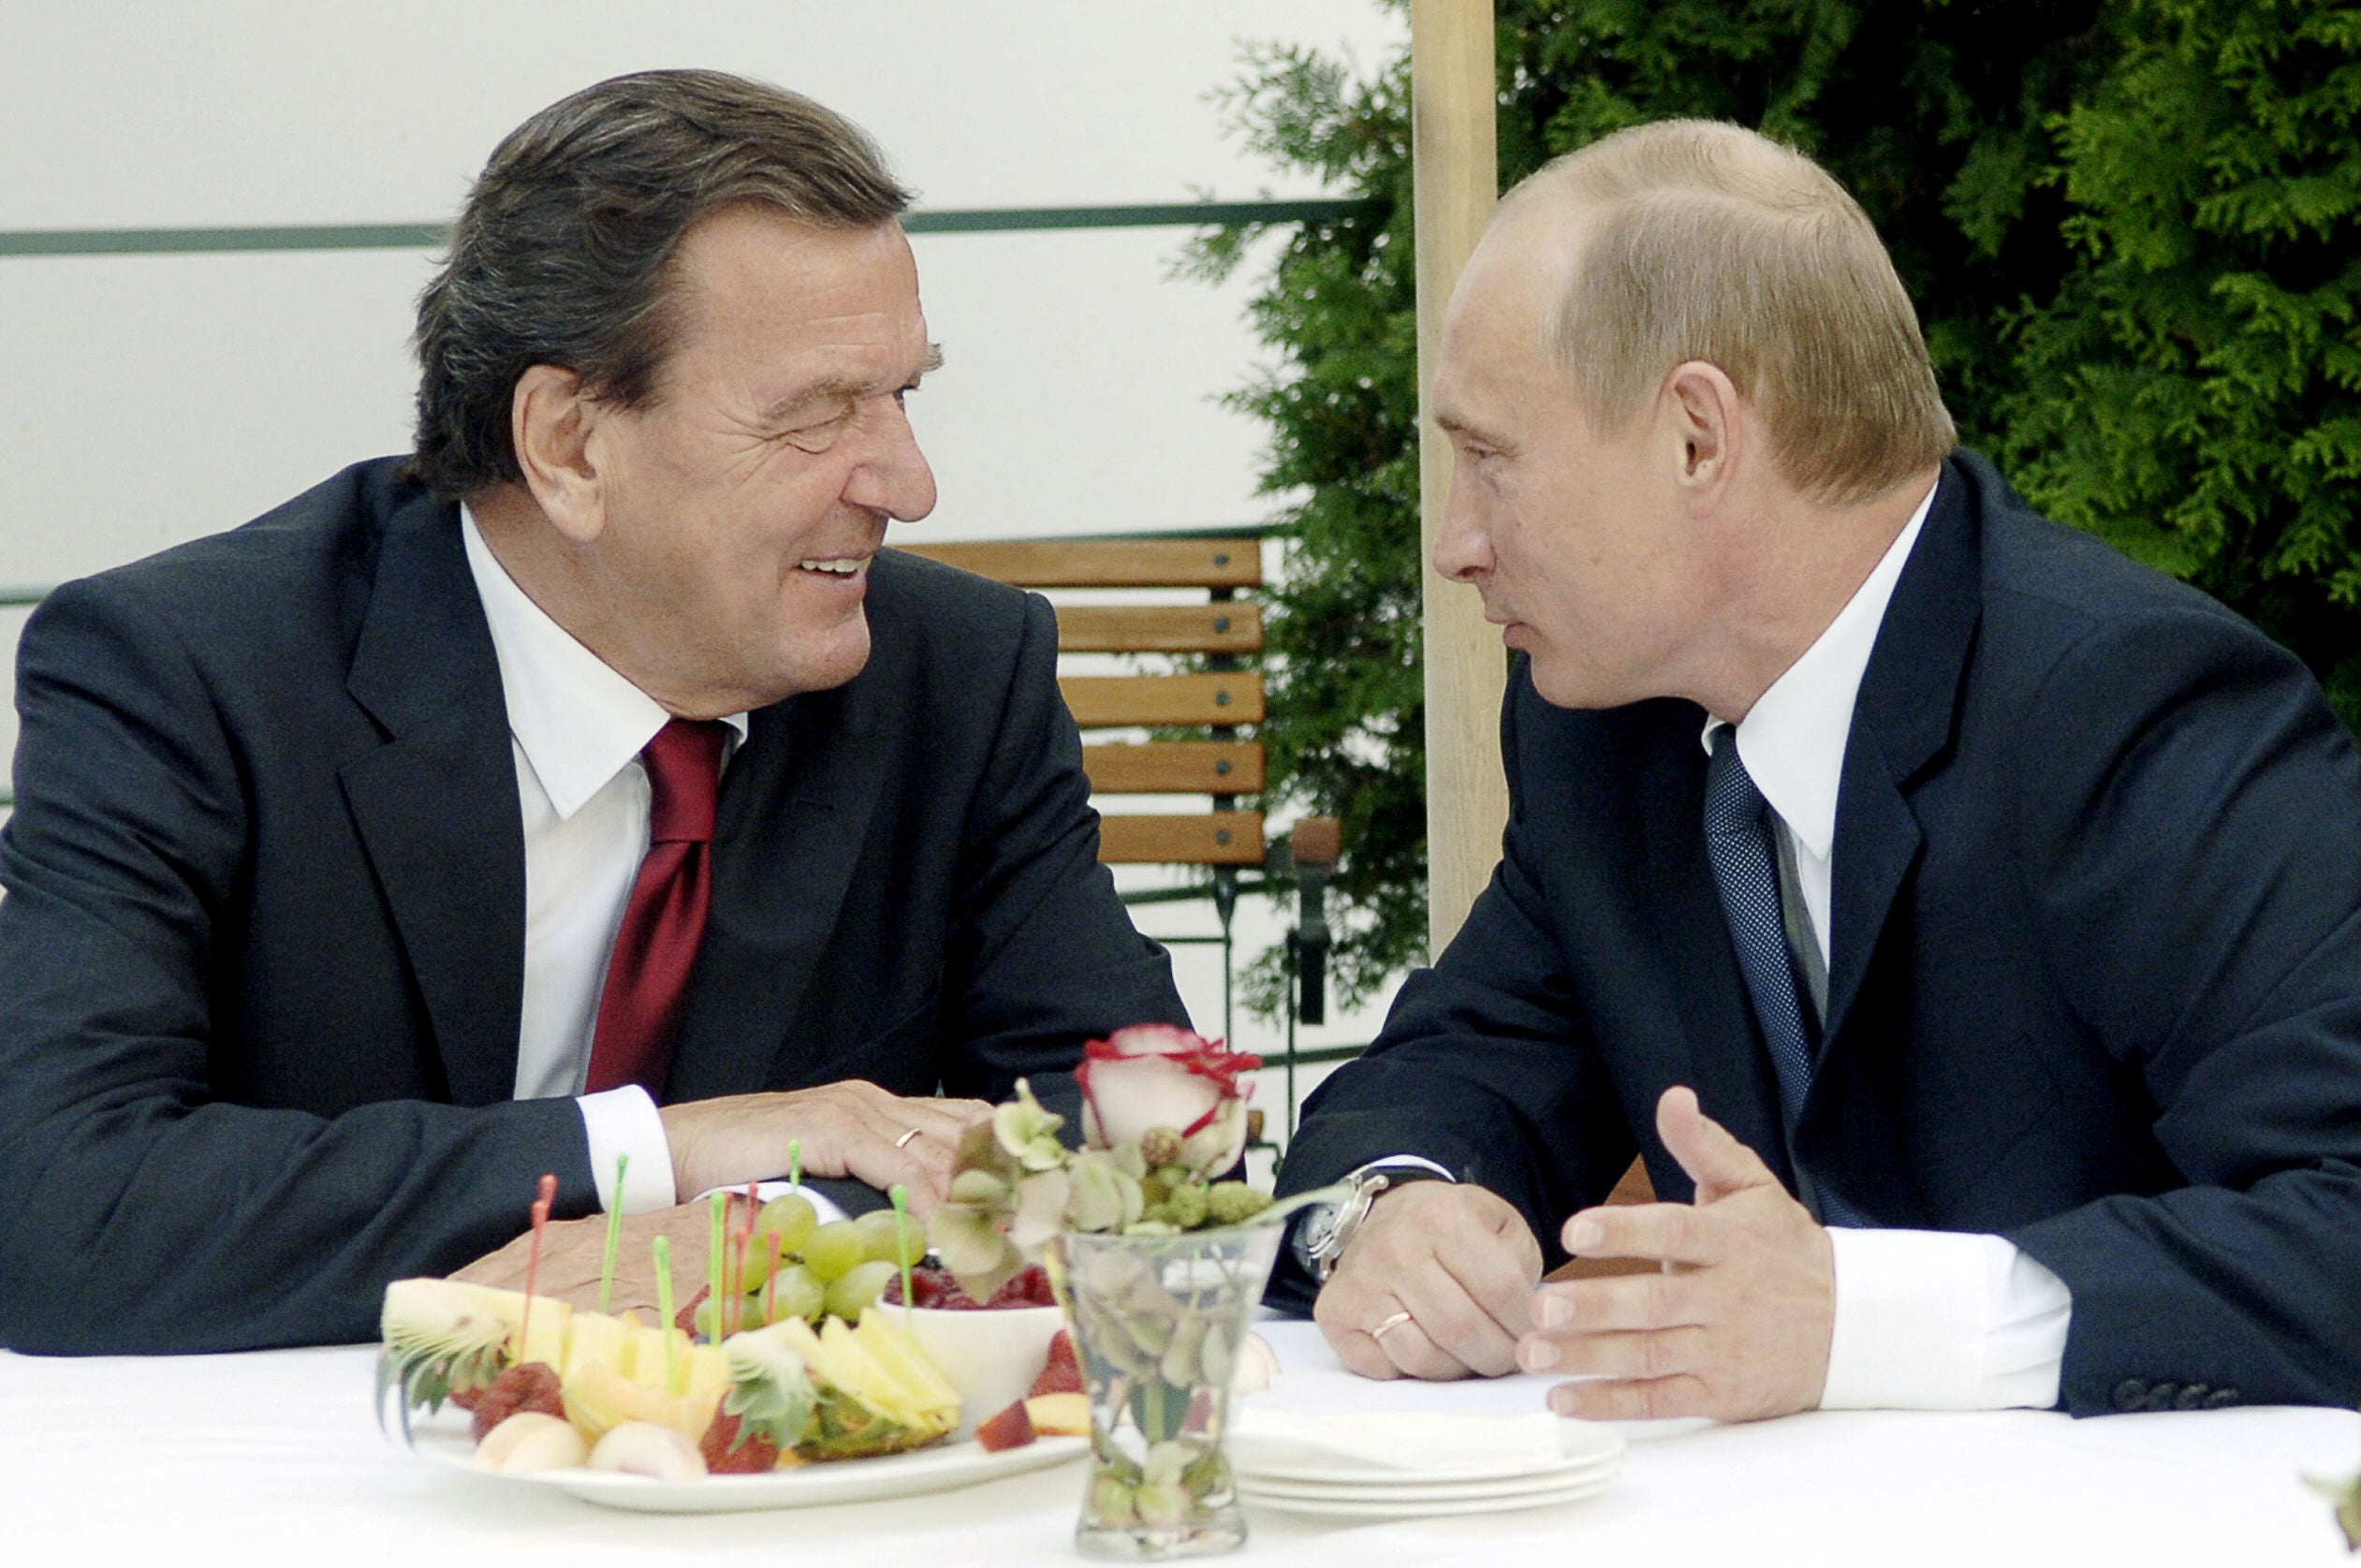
(0, 198, 1378, 259)
(0, 198, 1371, 832)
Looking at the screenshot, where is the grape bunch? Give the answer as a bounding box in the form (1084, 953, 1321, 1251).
(690, 1195, 931, 1338)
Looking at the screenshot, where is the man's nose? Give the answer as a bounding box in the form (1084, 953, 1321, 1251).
(848, 398, 938, 524)
(1431, 467, 1492, 583)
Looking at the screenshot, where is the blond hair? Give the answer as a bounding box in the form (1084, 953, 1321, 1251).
(1503, 119, 1955, 505)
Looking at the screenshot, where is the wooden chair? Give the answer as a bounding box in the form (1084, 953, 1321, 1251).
(901, 536, 1267, 869)
(900, 536, 1268, 1032)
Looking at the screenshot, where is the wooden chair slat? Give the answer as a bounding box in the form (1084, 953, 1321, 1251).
(902, 538, 1260, 589)
(1082, 741, 1265, 795)
(1060, 674, 1266, 727)
(1098, 813, 1266, 865)
(1053, 604, 1263, 654)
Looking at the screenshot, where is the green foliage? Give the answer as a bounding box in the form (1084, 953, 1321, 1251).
(1996, 0, 2361, 717)
(1195, 0, 2361, 1016)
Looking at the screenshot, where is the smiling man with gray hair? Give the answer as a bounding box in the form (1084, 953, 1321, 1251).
(1275, 119, 2361, 1420)
(0, 70, 1187, 1354)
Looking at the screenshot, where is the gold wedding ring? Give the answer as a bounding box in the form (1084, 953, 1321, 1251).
(895, 1127, 921, 1149)
(1370, 1310, 1415, 1340)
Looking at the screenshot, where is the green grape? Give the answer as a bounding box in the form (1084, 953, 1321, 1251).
(856, 1208, 924, 1267)
(755, 1193, 819, 1260)
(739, 1236, 782, 1292)
(768, 1263, 827, 1324)
(802, 1220, 869, 1282)
(824, 1259, 900, 1322)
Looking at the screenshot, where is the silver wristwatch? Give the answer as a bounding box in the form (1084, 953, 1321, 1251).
(1298, 1158, 1456, 1283)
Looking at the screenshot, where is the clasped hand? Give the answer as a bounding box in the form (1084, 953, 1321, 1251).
(1316, 1086, 1835, 1422)
(455, 1079, 988, 1313)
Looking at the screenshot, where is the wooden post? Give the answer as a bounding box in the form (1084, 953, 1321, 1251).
(1412, 0, 1508, 957)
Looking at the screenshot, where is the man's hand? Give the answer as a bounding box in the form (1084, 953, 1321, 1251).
(661, 1080, 990, 1218)
(1313, 1181, 1542, 1380)
(1519, 1086, 1833, 1422)
(453, 1204, 716, 1316)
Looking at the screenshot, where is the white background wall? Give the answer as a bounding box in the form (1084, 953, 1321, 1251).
(0, 1, 1415, 1140)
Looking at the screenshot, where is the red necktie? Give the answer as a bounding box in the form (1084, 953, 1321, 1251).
(585, 719, 728, 1096)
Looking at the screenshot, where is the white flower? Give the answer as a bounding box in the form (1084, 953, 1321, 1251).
(1077, 1024, 1260, 1178)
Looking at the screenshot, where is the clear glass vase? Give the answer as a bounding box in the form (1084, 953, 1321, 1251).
(1046, 1224, 1283, 1560)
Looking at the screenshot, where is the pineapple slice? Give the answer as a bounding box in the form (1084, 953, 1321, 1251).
(852, 1312, 961, 1427)
(516, 1297, 572, 1371)
(561, 1310, 629, 1383)
(379, 1278, 558, 1412)
(563, 1359, 715, 1443)
(722, 1316, 956, 1461)
(678, 1343, 732, 1438)
(621, 1325, 695, 1394)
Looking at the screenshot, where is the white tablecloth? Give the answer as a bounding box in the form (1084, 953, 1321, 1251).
(3, 1320, 2354, 1566)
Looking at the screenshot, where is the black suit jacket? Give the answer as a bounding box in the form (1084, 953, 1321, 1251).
(0, 458, 1188, 1354)
(1277, 451, 2361, 1414)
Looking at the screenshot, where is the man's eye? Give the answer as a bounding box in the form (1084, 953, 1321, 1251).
(781, 413, 852, 452)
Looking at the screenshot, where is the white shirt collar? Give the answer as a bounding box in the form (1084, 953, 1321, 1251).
(460, 504, 748, 821)
(1700, 477, 1941, 863)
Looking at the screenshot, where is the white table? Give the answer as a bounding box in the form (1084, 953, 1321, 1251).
(3, 1321, 2354, 1567)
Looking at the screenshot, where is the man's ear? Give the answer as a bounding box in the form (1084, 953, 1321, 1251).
(510, 364, 608, 545)
(1662, 360, 1744, 502)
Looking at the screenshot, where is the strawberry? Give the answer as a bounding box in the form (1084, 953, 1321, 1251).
(468, 1361, 565, 1443)
(700, 1408, 782, 1473)
(1028, 1329, 1083, 1397)
(988, 1265, 1053, 1309)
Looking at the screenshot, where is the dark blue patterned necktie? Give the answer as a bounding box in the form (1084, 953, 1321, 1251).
(1702, 726, 1863, 1224)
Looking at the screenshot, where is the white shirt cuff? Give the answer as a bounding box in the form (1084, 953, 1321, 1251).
(1821, 1229, 2072, 1410)
(578, 1086, 677, 1214)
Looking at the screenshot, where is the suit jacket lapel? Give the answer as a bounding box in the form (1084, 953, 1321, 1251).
(664, 680, 887, 1101)
(338, 489, 526, 1107)
(1821, 461, 1984, 1048)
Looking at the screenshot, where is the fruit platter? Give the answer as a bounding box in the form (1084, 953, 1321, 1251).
(377, 1184, 1094, 1514)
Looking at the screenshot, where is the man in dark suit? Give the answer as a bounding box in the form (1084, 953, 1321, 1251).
(0, 71, 1186, 1355)
(1274, 120, 2361, 1419)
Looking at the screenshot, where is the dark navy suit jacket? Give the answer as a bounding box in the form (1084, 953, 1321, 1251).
(0, 458, 1187, 1354)
(1277, 451, 2361, 1414)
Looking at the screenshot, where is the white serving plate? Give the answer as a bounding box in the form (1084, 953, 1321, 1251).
(410, 1414, 1086, 1514)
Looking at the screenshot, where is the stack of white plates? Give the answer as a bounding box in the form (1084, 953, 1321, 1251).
(1229, 1410, 1623, 1520)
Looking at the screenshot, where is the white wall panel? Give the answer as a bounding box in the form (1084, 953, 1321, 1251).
(0, 1, 1399, 224)
(0, 1, 1412, 1073)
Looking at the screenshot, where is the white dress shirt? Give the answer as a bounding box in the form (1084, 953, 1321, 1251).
(460, 507, 743, 1218)
(1703, 477, 2073, 1410)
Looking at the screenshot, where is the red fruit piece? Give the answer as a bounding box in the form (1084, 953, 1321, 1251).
(974, 1399, 1036, 1453)
(469, 1361, 565, 1443)
(675, 1283, 711, 1337)
(1028, 1330, 1083, 1398)
(700, 1409, 781, 1473)
(886, 1265, 975, 1310)
(987, 1265, 1052, 1309)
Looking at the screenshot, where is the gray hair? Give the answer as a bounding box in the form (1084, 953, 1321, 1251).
(409, 69, 911, 496)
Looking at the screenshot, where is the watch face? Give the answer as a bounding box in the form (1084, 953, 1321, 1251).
(1302, 1207, 1341, 1257)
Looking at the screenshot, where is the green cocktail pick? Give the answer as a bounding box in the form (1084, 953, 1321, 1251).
(598, 1152, 628, 1315)
(653, 1235, 679, 1393)
(787, 1138, 801, 1189)
(889, 1183, 916, 1332)
(707, 1190, 728, 1345)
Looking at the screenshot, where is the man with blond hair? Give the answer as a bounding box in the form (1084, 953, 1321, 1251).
(1275, 120, 2361, 1419)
